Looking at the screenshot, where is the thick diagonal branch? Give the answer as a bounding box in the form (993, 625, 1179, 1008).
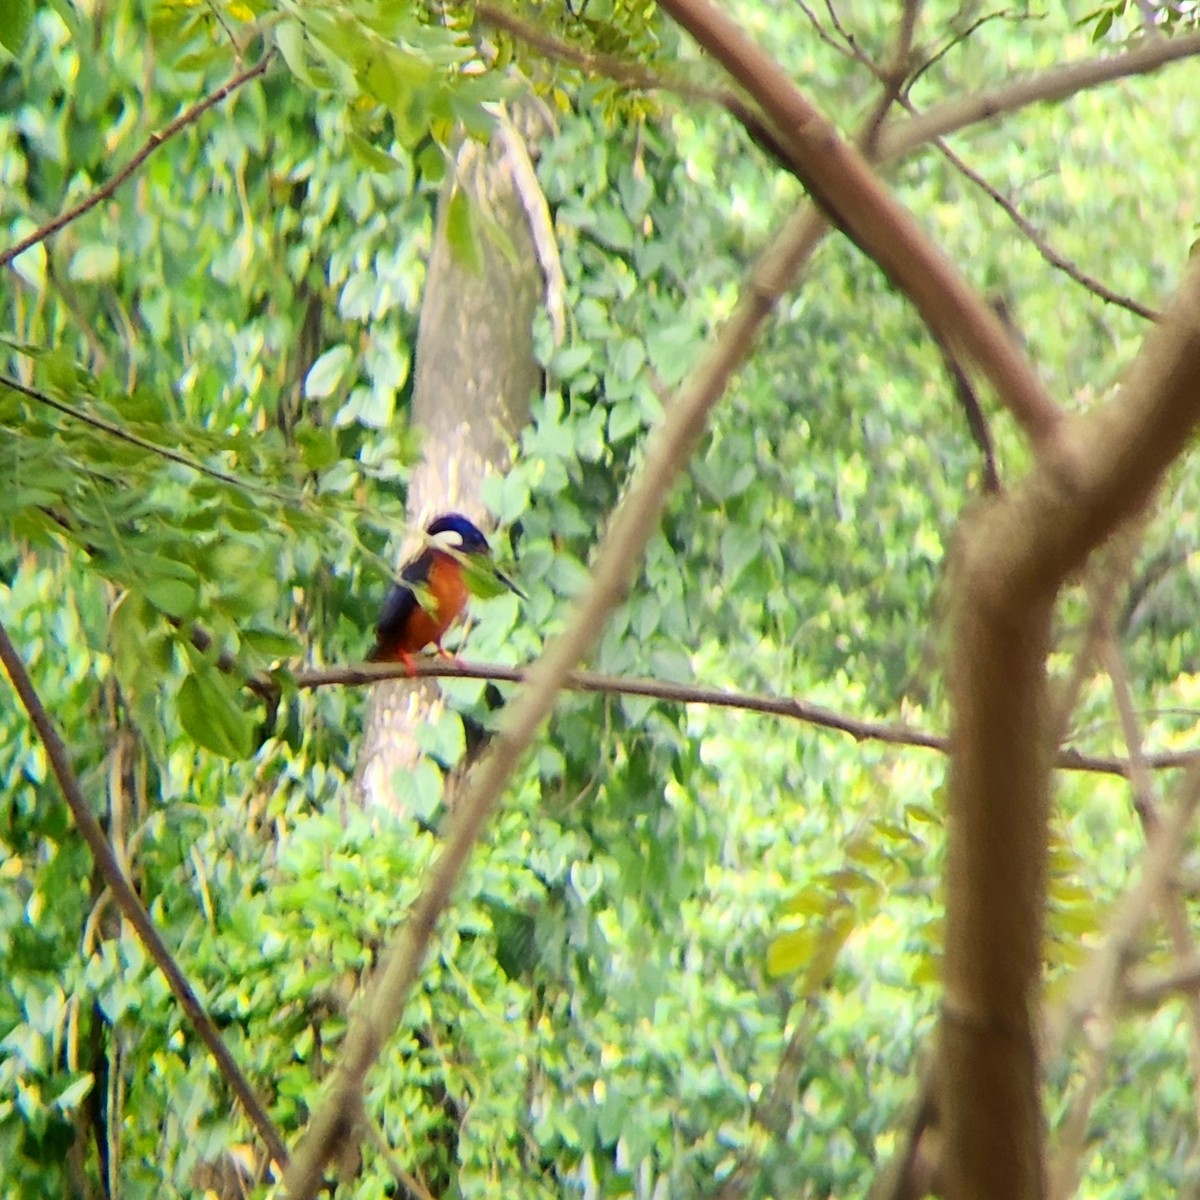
(938, 252, 1200, 1198)
(281, 201, 833, 1200)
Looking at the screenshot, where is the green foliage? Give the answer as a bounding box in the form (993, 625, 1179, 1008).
(1080, 1, 1200, 40)
(3, 0, 1200, 1196)
(0, 0, 33, 56)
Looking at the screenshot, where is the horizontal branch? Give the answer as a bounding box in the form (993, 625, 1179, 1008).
(880, 30, 1200, 161)
(1125, 955, 1200, 1009)
(291, 659, 1196, 778)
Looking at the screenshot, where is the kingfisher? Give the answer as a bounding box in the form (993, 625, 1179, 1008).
(368, 512, 522, 668)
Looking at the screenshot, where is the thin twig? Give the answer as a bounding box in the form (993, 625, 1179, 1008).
(871, 1074, 940, 1200)
(1050, 538, 1138, 746)
(802, 0, 1156, 325)
(1099, 626, 1200, 1136)
(712, 999, 821, 1200)
(483, 0, 1200, 199)
(937, 337, 1001, 492)
(1044, 621, 1194, 1197)
(2, 372, 285, 498)
(929, 136, 1159, 322)
(1048, 1011, 1115, 1200)
(0, 54, 273, 269)
(1045, 762, 1200, 1065)
(905, 7, 1038, 97)
(363, 1120, 437, 1200)
(483, 1, 1174, 327)
(1041, 763, 1200, 1195)
(475, 4, 793, 168)
(794, 0, 858, 61)
(0, 618, 290, 1173)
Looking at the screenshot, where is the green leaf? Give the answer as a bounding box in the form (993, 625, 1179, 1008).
(550, 343, 593, 379)
(460, 553, 521, 601)
(765, 927, 811, 978)
(365, 44, 437, 145)
(346, 131, 402, 175)
(142, 575, 198, 619)
(67, 243, 120, 282)
(136, 556, 200, 620)
(398, 760, 442, 824)
(607, 399, 642, 443)
(53, 1074, 94, 1113)
(274, 18, 313, 86)
(720, 525, 756, 586)
(240, 627, 302, 659)
(295, 427, 339, 471)
(445, 185, 482, 273)
(0, 0, 33, 55)
(177, 655, 255, 760)
(304, 344, 353, 400)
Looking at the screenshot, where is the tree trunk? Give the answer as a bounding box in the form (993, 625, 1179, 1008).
(357, 103, 550, 812)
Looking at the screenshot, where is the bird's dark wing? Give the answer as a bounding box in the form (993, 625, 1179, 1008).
(368, 552, 433, 660)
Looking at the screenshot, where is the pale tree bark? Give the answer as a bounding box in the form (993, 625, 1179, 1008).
(357, 101, 552, 812)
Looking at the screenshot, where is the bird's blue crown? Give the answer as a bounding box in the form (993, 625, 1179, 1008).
(425, 512, 490, 554)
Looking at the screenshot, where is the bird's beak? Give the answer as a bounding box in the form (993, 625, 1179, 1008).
(496, 568, 528, 601)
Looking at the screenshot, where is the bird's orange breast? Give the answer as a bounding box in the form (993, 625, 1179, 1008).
(394, 552, 470, 654)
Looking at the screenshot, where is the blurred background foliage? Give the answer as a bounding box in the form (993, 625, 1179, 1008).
(2, 0, 1200, 1196)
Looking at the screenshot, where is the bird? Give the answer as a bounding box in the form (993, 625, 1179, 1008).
(367, 512, 522, 669)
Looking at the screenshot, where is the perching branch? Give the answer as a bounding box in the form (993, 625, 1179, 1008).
(0, 54, 272, 270)
(291, 658, 1198, 779)
(0, 619, 289, 1173)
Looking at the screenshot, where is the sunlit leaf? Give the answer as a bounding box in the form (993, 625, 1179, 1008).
(304, 345, 354, 400)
